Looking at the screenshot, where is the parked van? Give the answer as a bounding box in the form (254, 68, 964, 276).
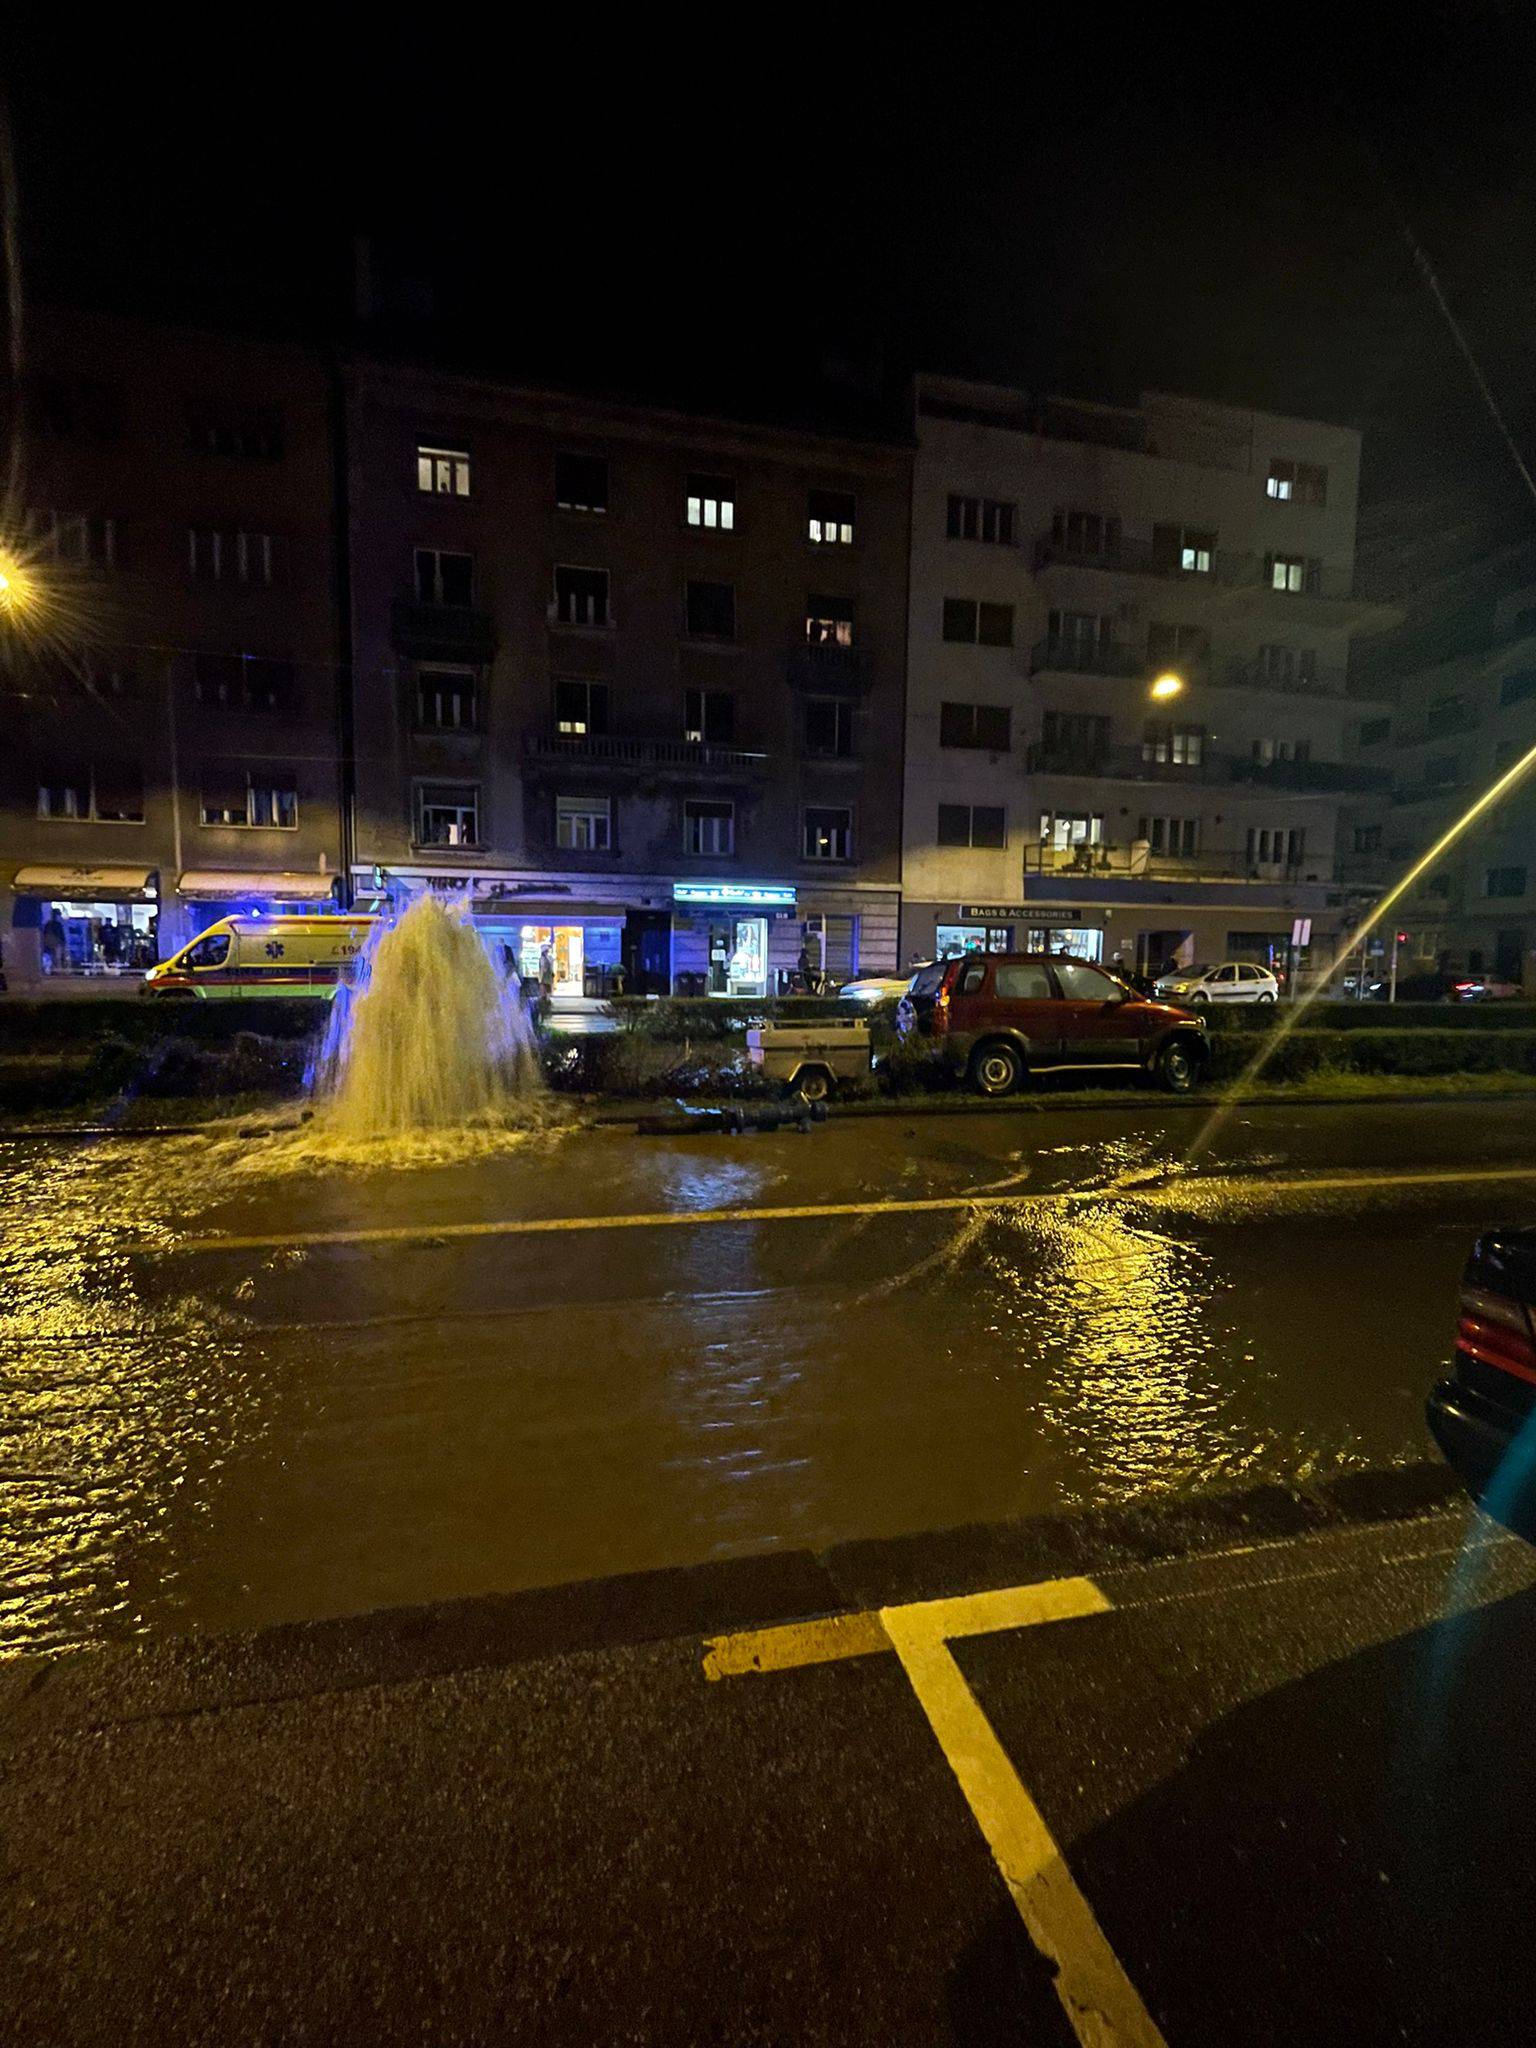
(142, 915, 378, 1000)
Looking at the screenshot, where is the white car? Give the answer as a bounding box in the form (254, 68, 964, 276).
(1153, 960, 1279, 1006)
(838, 966, 926, 1004)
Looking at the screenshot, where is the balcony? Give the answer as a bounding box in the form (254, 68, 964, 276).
(1023, 840, 1324, 888)
(1033, 533, 1190, 578)
(786, 643, 871, 694)
(391, 598, 498, 661)
(1228, 757, 1393, 794)
(1204, 555, 1403, 633)
(1027, 740, 1218, 784)
(524, 732, 768, 778)
(1218, 657, 1346, 698)
(1028, 637, 1144, 679)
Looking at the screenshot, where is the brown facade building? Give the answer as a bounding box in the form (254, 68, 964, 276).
(0, 307, 344, 986)
(346, 363, 910, 994)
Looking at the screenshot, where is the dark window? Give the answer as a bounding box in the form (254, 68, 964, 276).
(1496, 739, 1520, 770)
(417, 667, 478, 730)
(192, 652, 293, 711)
(26, 376, 123, 442)
(1266, 459, 1329, 505)
(1500, 669, 1536, 706)
(188, 527, 280, 582)
(554, 678, 609, 735)
(804, 697, 854, 757)
(1488, 867, 1528, 899)
(1042, 711, 1110, 759)
(1052, 508, 1122, 556)
(1427, 695, 1464, 737)
(942, 598, 1013, 645)
(1148, 621, 1210, 665)
(1359, 717, 1391, 745)
(200, 781, 297, 829)
(686, 475, 735, 530)
(684, 688, 735, 744)
(685, 579, 735, 639)
(188, 404, 283, 460)
(807, 489, 855, 545)
(939, 702, 1011, 749)
(947, 495, 1016, 544)
(1353, 825, 1382, 854)
(555, 453, 609, 514)
(1514, 609, 1536, 640)
(1138, 815, 1200, 855)
(684, 799, 734, 856)
(553, 565, 610, 627)
(803, 807, 853, 860)
(1425, 755, 1459, 787)
(556, 795, 611, 851)
(937, 804, 1005, 848)
(415, 548, 474, 606)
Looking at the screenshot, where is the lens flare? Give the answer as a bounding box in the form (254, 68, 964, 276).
(1186, 733, 1536, 1162)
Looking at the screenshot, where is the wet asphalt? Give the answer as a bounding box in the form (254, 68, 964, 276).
(2, 1095, 1533, 1656)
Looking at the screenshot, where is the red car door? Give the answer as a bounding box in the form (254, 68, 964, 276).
(1049, 958, 1141, 1064)
(987, 959, 1064, 1063)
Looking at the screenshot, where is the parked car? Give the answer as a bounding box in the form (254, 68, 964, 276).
(1152, 960, 1279, 1006)
(838, 965, 926, 1004)
(897, 952, 1208, 1095)
(1427, 1228, 1536, 1540)
(1454, 974, 1522, 1001)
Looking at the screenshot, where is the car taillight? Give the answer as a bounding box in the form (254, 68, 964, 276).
(933, 984, 951, 1031)
(1457, 1283, 1536, 1384)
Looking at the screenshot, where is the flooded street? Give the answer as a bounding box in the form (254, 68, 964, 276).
(1, 1098, 1530, 1656)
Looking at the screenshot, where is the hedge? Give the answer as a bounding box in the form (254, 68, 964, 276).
(1205, 1027, 1536, 1083)
(1211, 1001, 1536, 1033)
(601, 995, 868, 1040)
(0, 998, 328, 1050)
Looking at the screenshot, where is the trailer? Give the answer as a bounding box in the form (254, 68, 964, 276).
(745, 1018, 871, 1101)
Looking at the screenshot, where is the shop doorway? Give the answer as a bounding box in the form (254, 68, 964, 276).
(623, 912, 671, 997)
(708, 916, 768, 996)
(517, 923, 584, 997)
(40, 899, 158, 975)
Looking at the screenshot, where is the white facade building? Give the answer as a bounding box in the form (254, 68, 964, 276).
(902, 377, 1398, 974)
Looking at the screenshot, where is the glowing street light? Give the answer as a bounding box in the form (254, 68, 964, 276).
(1149, 671, 1184, 701)
(0, 553, 35, 616)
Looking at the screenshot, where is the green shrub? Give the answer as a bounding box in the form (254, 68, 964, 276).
(1211, 1001, 1536, 1034)
(1207, 1027, 1536, 1084)
(601, 995, 866, 1041)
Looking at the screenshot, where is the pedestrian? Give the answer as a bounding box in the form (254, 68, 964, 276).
(796, 941, 820, 995)
(41, 912, 65, 976)
(538, 942, 555, 1004)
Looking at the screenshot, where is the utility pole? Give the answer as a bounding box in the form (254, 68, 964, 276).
(1389, 930, 1402, 1004)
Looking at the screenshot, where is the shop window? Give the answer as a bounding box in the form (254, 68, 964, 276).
(804, 697, 854, 757)
(806, 594, 855, 646)
(555, 452, 609, 514)
(417, 445, 471, 496)
(685, 579, 735, 639)
(684, 688, 735, 744)
(417, 666, 479, 730)
(938, 804, 1006, 849)
(935, 924, 1013, 958)
(556, 795, 612, 851)
(554, 678, 609, 736)
(553, 565, 611, 627)
(686, 474, 735, 530)
(684, 798, 734, 856)
(416, 782, 480, 847)
(803, 807, 853, 860)
(807, 488, 855, 545)
(415, 547, 474, 607)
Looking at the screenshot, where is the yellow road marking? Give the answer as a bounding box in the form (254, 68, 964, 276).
(702, 1608, 890, 1679)
(153, 1161, 1536, 1256)
(882, 1601, 1165, 2048)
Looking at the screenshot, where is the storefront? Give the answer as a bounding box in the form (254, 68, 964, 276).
(472, 891, 627, 998)
(175, 870, 337, 951)
(671, 882, 797, 997)
(932, 904, 1104, 962)
(8, 866, 160, 982)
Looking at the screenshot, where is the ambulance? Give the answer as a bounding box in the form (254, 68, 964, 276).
(142, 915, 379, 999)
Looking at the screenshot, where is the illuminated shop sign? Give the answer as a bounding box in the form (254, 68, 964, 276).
(960, 904, 1091, 926)
(674, 883, 797, 908)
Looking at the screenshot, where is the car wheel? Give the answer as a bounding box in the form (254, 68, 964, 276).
(969, 1041, 1024, 1097)
(1155, 1038, 1203, 1093)
(1257, 991, 1277, 1005)
(792, 1065, 832, 1104)
(1190, 992, 1210, 1008)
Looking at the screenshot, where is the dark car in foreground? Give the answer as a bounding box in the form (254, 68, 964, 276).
(897, 952, 1208, 1095)
(1427, 1229, 1536, 1536)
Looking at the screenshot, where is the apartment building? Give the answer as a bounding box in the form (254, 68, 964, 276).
(1341, 578, 1536, 983)
(0, 308, 343, 987)
(902, 376, 1398, 975)
(345, 362, 909, 995)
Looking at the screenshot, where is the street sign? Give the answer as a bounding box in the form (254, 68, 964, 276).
(1290, 917, 1312, 947)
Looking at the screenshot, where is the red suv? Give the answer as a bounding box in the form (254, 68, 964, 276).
(899, 952, 1208, 1095)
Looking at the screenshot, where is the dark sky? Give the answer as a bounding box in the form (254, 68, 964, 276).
(7, 7, 1536, 623)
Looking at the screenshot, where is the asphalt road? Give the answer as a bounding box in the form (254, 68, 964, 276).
(3, 1096, 1535, 1655)
(4, 1479, 1534, 2046)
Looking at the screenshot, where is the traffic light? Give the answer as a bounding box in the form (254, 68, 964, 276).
(1396, 931, 1409, 946)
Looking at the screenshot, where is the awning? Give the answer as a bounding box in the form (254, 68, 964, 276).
(472, 896, 628, 922)
(178, 870, 333, 903)
(12, 865, 158, 902)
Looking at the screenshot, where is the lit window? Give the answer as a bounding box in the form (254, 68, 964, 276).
(686, 474, 735, 530)
(1268, 554, 1314, 594)
(803, 807, 853, 860)
(684, 688, 735, 744)
(554, 678, 609, 736)
(1266, 459, 1327, 504)
(808, 488, 855, 545)
(417, 446, 471, 496)
(1142, 724, 1204, 766)
(806, 595, 855, 647)
(1153, 523, 1215, 575)
(556, 795, 611, 851)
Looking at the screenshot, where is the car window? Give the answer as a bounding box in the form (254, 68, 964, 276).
(185, 934, 231, 970)
(994, 963, 1052, 1000)
(1211, 964, 1238, 982)
(1239, 964, 1264, 982)
(959, 961, 987, 995)
(1053, 961, 1121, 1002)
(910, 962, 947, 998)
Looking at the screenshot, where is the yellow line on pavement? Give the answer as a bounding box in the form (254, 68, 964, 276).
(702, 1608, 890, 1679)
(154, 1161, 1536, 1256)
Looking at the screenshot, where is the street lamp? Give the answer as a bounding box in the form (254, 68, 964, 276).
(1149, 671, 1184, 701)
(0, 552, 36, 617)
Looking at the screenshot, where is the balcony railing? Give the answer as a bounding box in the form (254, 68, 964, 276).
(391, 598, 498, 660)
(524, 732, 768, 774)
(1228, 757, 1393, 794)
(1032, 534, 1365, 604)
(1033, 534, 1183, 577)
(1023, 840, 1323, 886)
(1218, 657, 1346, 697)
(1027, 742, 1391, 794)
(786, 642, 871, 692)
(1028, 637, 1144, 679)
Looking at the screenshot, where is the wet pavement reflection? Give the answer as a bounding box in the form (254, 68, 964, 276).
(1, 1099, 1531, 1655)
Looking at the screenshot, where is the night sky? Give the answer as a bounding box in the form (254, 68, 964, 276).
(7, 8, 1536, 634)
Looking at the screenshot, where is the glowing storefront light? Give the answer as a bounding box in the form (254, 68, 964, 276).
(674, 882, 796, 908)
